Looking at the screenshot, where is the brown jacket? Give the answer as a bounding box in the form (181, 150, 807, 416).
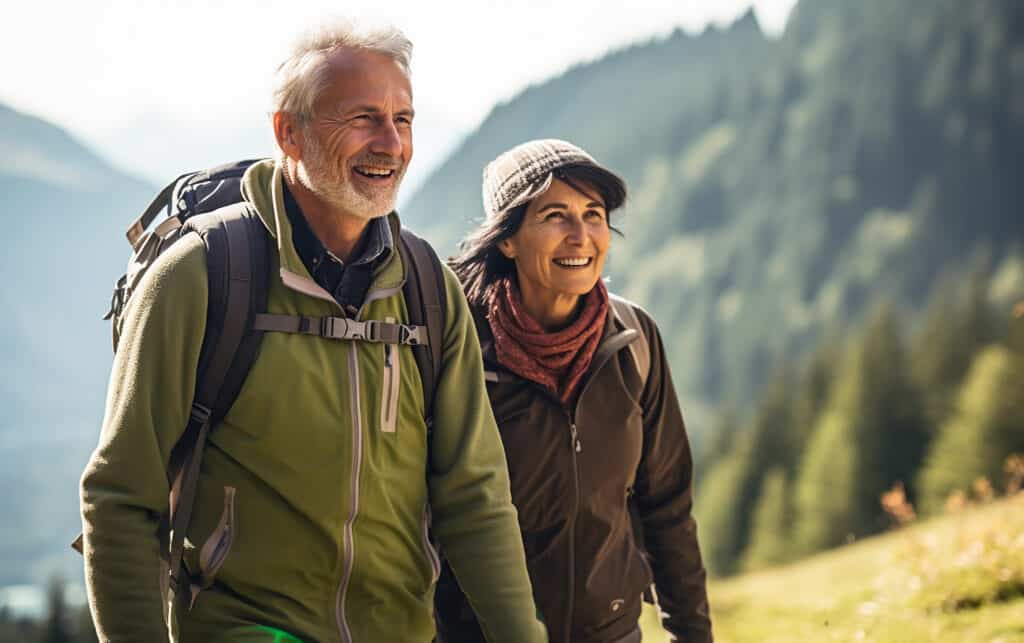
(436, 298, 711, 643)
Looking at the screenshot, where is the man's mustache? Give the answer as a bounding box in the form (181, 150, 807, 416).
(352, 154, 403, 170)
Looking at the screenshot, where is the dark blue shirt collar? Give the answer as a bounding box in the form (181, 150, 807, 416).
(282, 180, 394, 312)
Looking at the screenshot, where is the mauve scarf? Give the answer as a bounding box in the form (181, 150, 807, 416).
(487, 277, 609, 405)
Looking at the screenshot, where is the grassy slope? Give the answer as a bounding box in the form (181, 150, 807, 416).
(640, 494, 1024, 642)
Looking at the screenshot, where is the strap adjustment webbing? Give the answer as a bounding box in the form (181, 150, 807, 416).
(254, 313, 427, 346)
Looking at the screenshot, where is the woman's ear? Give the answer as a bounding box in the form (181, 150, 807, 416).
(498, 237, 517, 259)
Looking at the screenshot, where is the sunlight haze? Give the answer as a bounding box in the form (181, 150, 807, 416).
(1, 0, 797, 195)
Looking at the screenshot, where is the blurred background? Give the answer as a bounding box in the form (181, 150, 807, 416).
(2, 0, 1023, 641)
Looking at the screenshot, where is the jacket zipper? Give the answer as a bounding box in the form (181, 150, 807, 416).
(488, 335, 631, 641)
(278, 234, 408, 642)
(333, 287, 404, 641)
(335, 344, 364, 643)
(561, 330, 634, 642)
(565, 411, 581, 643)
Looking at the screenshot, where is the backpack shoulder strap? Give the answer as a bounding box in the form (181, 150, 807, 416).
(609, 292, 658, 605)
(165, 203, 268, 597)
(398, 227, 446, 427)
(610, 293, 650, 389)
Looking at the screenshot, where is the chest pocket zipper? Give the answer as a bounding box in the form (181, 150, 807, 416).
(381, 316, 401, 433)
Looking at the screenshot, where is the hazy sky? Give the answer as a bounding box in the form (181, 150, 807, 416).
(1, 0, 798, 191)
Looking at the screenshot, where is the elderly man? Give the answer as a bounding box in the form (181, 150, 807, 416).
(80, 20, 546, 643)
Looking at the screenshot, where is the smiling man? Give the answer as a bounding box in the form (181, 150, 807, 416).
(79, 19, 546, 643)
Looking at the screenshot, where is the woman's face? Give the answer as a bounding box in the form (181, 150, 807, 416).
(499, 177, 610, 305)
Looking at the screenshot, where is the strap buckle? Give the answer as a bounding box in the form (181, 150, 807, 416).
(190, 402, 212, 425)
(364, 320, 381, 342)
(320, 316, 337, 338)
(321, 317, 369, 341)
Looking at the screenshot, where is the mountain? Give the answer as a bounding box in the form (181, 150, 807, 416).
(402, 0, 1024, 433)
(0, 103, 154, 588)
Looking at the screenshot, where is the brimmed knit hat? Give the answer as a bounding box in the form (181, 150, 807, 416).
(482, 139, 625, 219)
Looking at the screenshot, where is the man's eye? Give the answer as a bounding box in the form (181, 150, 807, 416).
(544, 211, 565, 221)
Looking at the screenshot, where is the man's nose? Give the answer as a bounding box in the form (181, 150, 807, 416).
(370, 118, 404, 158)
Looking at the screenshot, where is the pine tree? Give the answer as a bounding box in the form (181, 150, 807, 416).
(911, 271, 994, 432)
(917, 345, 1024, 513)
(793, 306, 928, 553)
(39, 577, 71, 643)
(694, 409, 741, 487)
(695, 445, 751, 575)
(740, 467, 794, 571)
(74, 607, 98, 643)
(695, 370, 796, 575)
(793, 403, 861, 553)
(0, 606, 35, 643)
(1008, 300, 1024, 355)
(787, 337, 841, 474)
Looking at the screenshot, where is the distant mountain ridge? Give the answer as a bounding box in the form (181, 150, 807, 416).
(0, 103, 144, 191)
(402, 0, 1024, 430)
(1, 102, 154, 590)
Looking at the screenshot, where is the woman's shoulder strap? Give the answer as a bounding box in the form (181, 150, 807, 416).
(609, 293, 650, 389)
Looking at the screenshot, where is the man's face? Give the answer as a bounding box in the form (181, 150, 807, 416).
(296, 48, 414, 220)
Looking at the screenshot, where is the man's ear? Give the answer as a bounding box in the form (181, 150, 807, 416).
(497, 237, 516, 259)
(273, 111, 304, 162)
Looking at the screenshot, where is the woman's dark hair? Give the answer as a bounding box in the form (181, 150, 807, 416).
(450, 163, 626, 307)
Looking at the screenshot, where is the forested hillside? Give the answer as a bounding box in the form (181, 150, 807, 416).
(403, 0, 1024, 434)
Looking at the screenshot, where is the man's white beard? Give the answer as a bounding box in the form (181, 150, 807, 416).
(296, 132, 404, 220)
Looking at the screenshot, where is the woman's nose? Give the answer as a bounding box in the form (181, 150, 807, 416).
(565, 217, 586, 243)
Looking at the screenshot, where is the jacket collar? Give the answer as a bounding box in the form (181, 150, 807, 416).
(240, 160, 406, 309)
(474, 291, 638, 375)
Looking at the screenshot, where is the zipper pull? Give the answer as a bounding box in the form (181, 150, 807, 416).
(570, 423, 582, 453)
(383, 317, 396, 368)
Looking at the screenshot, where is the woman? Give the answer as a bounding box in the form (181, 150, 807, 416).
(436, 139, 712, 643)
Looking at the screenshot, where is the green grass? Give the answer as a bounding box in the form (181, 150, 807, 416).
(640, 494, 1024, 642)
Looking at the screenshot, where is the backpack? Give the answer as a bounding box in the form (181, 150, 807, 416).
(73, 159, 447, 605)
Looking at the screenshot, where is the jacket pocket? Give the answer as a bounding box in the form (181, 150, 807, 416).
(580, 520, 653, 637)
(422, 504, 441, 584)
(380, 317, 400, 434)
(195, 489, 235, 589)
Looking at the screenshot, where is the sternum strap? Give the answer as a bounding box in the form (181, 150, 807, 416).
(254, 313, 427, 346)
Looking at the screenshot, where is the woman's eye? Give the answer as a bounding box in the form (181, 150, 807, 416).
(544, 211, 565, 221)
(585, 210, 605, 220)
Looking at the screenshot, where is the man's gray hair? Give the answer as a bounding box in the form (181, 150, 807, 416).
(272, 18, 413, 123)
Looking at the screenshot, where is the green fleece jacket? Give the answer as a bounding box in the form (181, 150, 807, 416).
(80, 160, 546, 643)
